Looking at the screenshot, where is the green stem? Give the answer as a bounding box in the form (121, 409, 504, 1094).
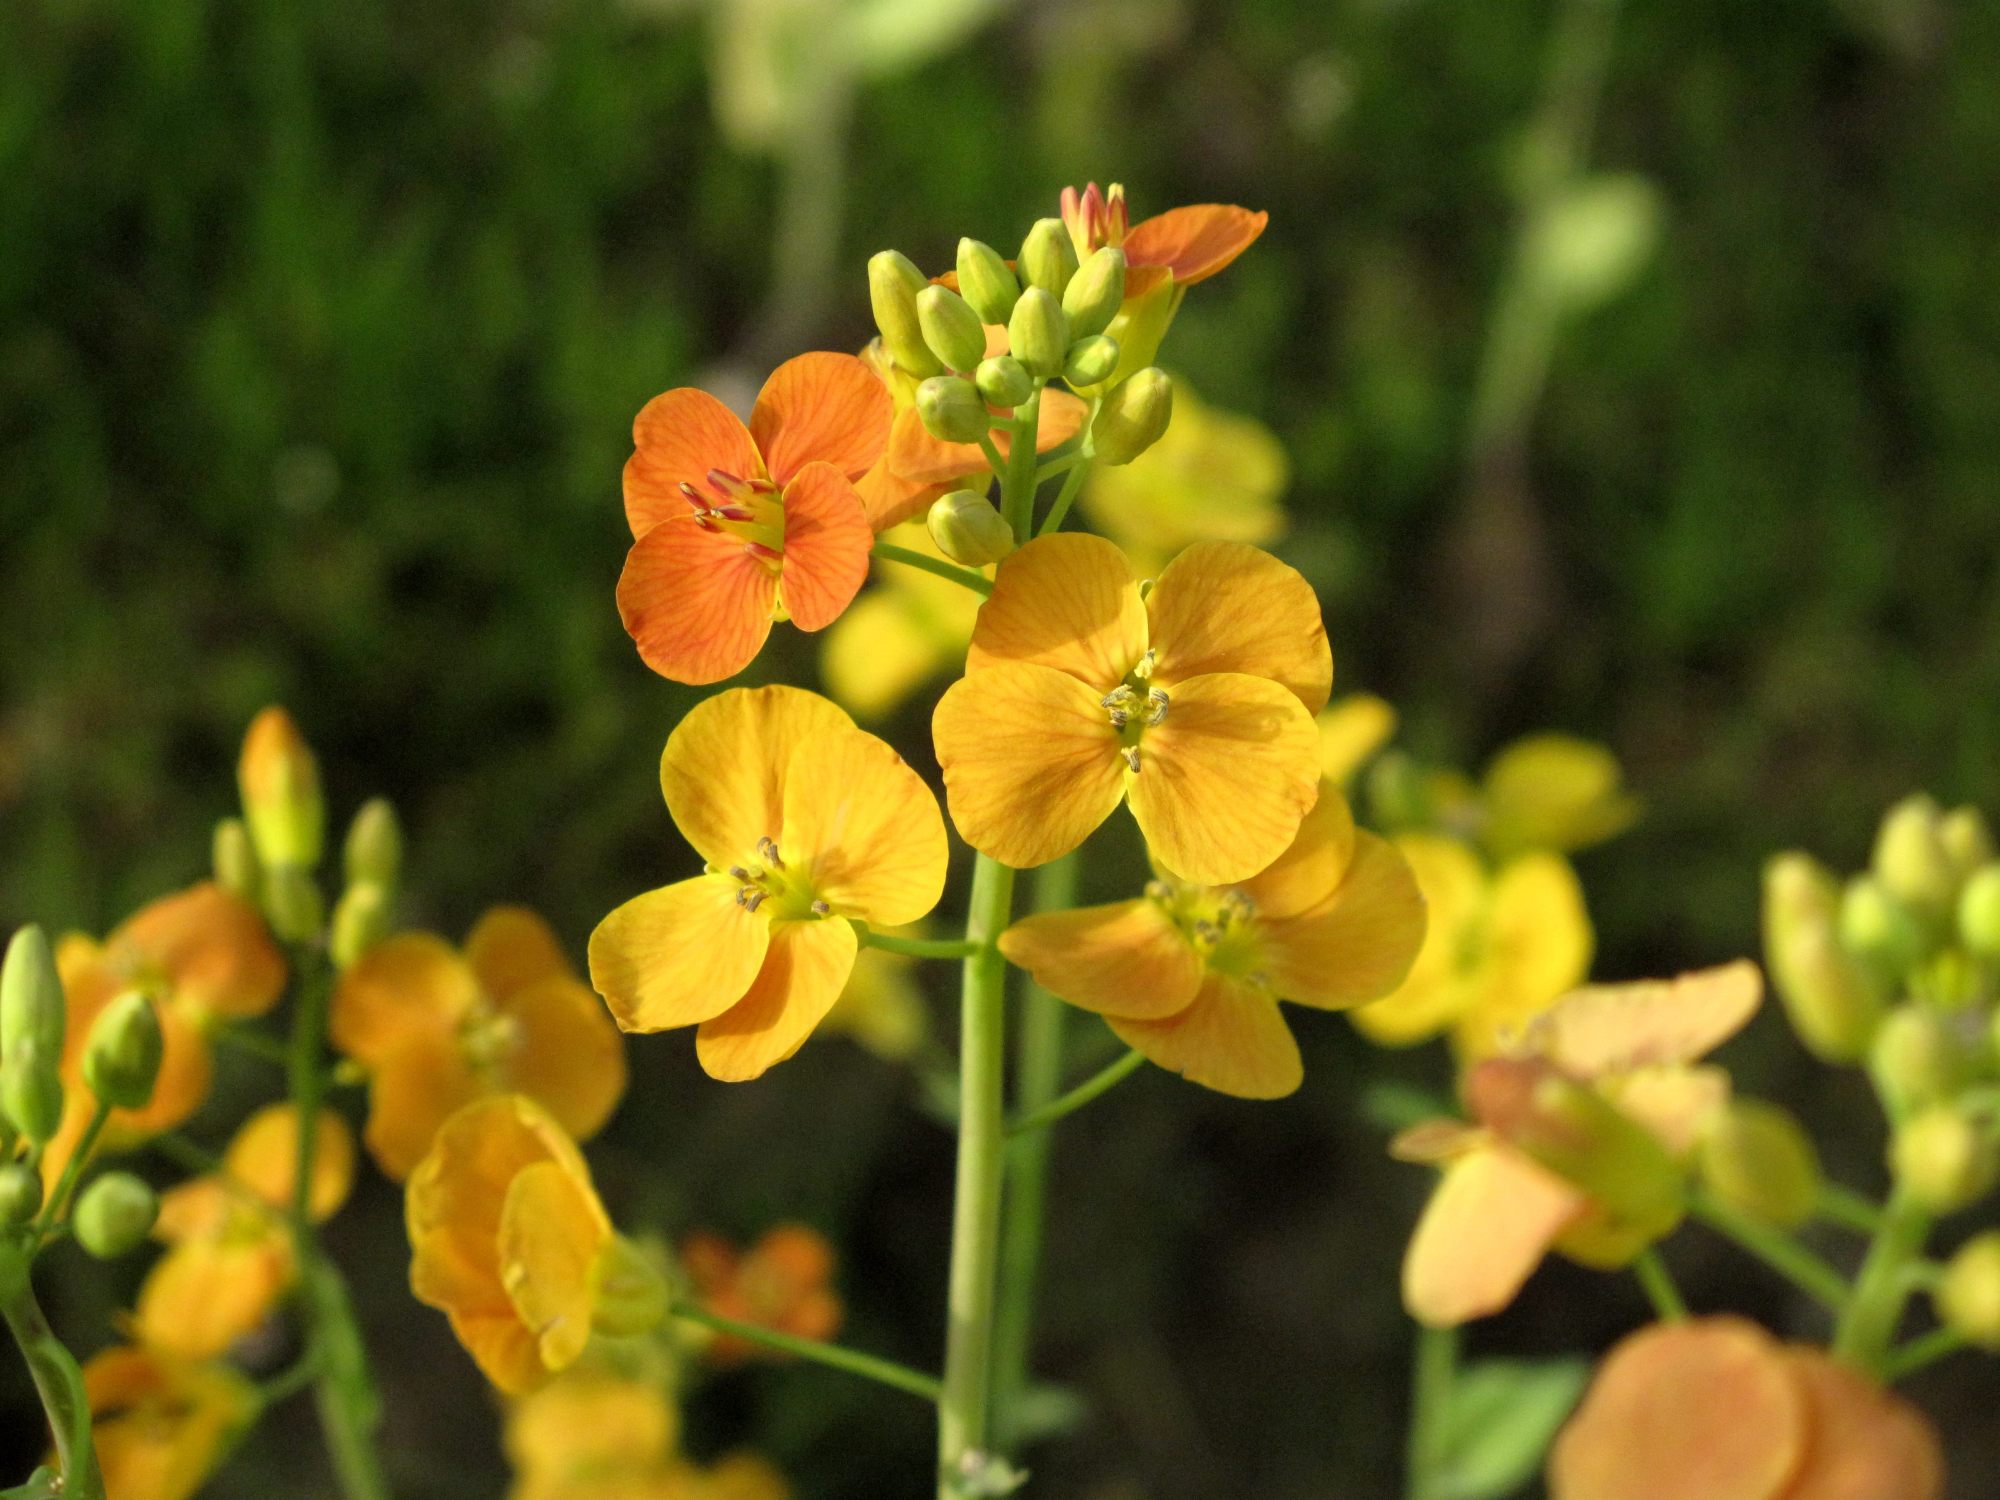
(999, 393, 1043, 542)
(1689, 1189, 1850, 1310)
(257, 1351, 324, 1409)
(936, 854, 1016, 1496)
(1005, 1050, 1144, 1139)
(978, 434, 1007, 477)
(1632, 1247, 1688, 1322)
(1033, 451, 1085, 482)
(36, 1100, 112, 1241)
(857, 928, 981, 961)
(1881, 1326, 1968, 1383)
(1815, 1181, 1886, 1234)
(213, 1022, 294, 1068)
(1404, 1323, 1458, 1500)
(1832, 1186, 1931, 1376)
(1037, 458, 1092, 537)
(671, 1302, 941, 1401)
(1, 1267, 102, 1500)
(874, 543, 994, 597)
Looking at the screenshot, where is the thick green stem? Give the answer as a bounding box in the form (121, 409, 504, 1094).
(1832, 1187, 1931, 1375)
(1404, 1323, 1459, 1500)
(1, 1267, 102, 1500)
(671, 1302, 941, 1401)
(1688, 1188, 1850, 1310)
(999, 394, 1043, 542)
(936, 854, 1016, 1496)
(874, 543, 994, 598)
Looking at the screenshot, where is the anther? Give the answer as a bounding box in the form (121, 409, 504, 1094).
(810, 899, 831, 916)
(756, 836, 784, 869)
(728, 865, 750, 881)
(737, 889, 767, 913)
(1144, 879, 1173, 902)
(1123, 746, 1141, 773)
(1146, 688, 1169, 726)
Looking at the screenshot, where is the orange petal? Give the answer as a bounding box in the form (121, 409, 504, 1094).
(136, 1239, 291, 1360)
(1127, 673, 1321, 885)
(110, 882, 286, 1021)
(695, 918, 857, 1082)
(999, 900, 1204, 1020)
(1122, 203, 1269, 285)
(616, 519, 778, 686)
(364, 1029, 485, 1182)
(624, 387, 763, 539)
(224, 1102, 356, 1221)
(967, 532, 1148, 688)
(933, 663, 1126, 869)
(85, 1345, 254, 1500)
(776, 461, 873, 632)
(1528, 960, 1765, 1078)
(1778, 1346, 1945, 1500)
(659, 684, 856, 869)
(501, 976, 628, 1144)
(1237, 782, 1359, 921)
(1402, 1143, 1584, 1326)
(330, 932, 477, 1067)
(587, 876, 769, 1033)
(1259, 831, 1427, 1009)
(498, 1159, 609, 1379)
(1105, 972, 1302, 1098)
(780, 722, 947, 928)
(856, 440, 953, 531)
(1144, 542, 1332, 712)
(750, 351, 892, 487)
(465, 906, 572, 1006)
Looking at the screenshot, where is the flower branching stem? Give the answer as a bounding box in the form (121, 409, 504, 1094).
(857, 928, 982, 961)
(874, 543, 994, 598)
(1832, 1184, 1931, 1377)
(1688, 1187, 1849, 1311)
(670, 1301, 942, 1401)
(1632, 1246, 1688, 1322)
(1403, 1322, 1458, 1500)
(0, 1264, 102, 1500)
(1005, 1049, 1143, 1140)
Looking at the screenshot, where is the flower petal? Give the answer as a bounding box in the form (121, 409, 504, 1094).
(110, 882, 286, 1020)
(819, 582, 966, 721)
(1778, 1346, 1945, 1500)
(616, 519, 778, 686)
(1402, 1143, 1584, 1326)
(749, 352, 891, 487)
(364, 1029, 485, 1182)
(999, 900, 1204, 1020)
(499, 1160, 609, 1379)
(1527, 960, 1764, 1078)
(1122, 203, 1269, 285)
(465, 907, 572, 1006)
(1106, 973, 1302, 1098)
(933, 663, 1126, 869)
(501, 976, 629, 1143)
(696, 918, 858, 1081)
(967, 532, 1149, 688)
(624, 387, 763, 539)
(781, 723, 947, 927)
(1453, 852, 1594, 1058)
(136, 1239, 290, 1361)
(858, 432, 954, 531)
(776, 461, 873, 632)
(588, 876, 769, 1033)
(224, 1102, 356, 1221)
(1348, 835, 1489, 1046)
(1237, 782, 1358, 921)
(1127, 672, 1321, 886)
(659, 684, 857, 867)
(1144, 543, 1332, 712)
(1259, 831, 1427, 1009)
(330, 932, 478, 1067)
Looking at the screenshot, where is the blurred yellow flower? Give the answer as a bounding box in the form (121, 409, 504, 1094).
(680, 1224, 843, 1365)
(83, 1344, 255, 1500)
(1317, 694, 1398, 788)
(1475, 734, 1641, 859)
(820, 942, 928, 1063)
(332, 906, 627, 1180)
(819, 520, 980, 721)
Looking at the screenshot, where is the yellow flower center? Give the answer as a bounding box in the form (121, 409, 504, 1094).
(1147, 880, 1268, 984)
(722, 837, 831, 923)
(460, 1004, 525, 1077)
(1101, 650, 1168, 774)
(677, 468, 785, 567)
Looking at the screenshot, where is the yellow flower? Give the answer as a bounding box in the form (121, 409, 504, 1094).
(589, 686, 947, 1082)
(679, 1224, 843, 1365)
(1398, 962, 1763, 1326)
(934, 534, 1329, 883)
(1001, 787, 1424, 1098)
(83, 1344, 256, 1500)
(819, 520, 981, 721)
(135, 1103, 356, 1359)
(1317, 694, 1398, 788)
(1350, 834, 1593, 1056)
(1472, 734, 1640, 859)
(407, 1094, 616, 1394)
(1079, 377, 1287, 573)
(332, 906, 627, 1180)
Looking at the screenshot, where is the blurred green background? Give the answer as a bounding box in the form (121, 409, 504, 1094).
(3, 0, 1998, 1494)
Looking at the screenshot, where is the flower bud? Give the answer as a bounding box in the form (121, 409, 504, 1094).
(73, 1173, 158, 1260)
(239, 707, 324, 870)
(343, 798, 402, 891)
(1890, 1105, 1997, 1215)
(915, 376, 990, 445)
(1, 925, 65, 1064)
(331, 882, 392, 970)
(1062, 334, 1120, 388)
(1762, 853, 1883, 1062)
(916, 285, 988, 374)
(1958, 865, 2000, 957)
(974, 355, 1034, 411)
(1696, 1099, 1821, 1228)
(0, 1164, 41, 1228)
(83, 991, 163, 1112)
(1, 1037, 62, 1145)
(212, 818, 261, 902)
(1018, 217, 1078, 297)
(1061, 246, 1126, 339)
(868, 250, 941, 378)
(591, 1233, 670, 1338)
(1940, 806, 1994, 882)
(1871, 1006, 1978, 1118)
(263, 864, 324, 945)
(955, 238, 1019, 326)
(1091, 367, 1174, 466)
(1007, 287, 1068, 379)
(927, 491, 1016, 567)
(1839, 877, 1925, 976)
(1873, 794, 1955, 920)
(1935, 1231, 2000, 1350)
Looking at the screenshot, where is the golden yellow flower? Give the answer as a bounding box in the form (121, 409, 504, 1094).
(1471, 734, 1640, 859)
(83, 1345, 255, 1500)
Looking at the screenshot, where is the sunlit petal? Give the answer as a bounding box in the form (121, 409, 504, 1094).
(1106, 973, 1302, 1098)
(1236, 782, 1358, 921)
(1122, 203, 1269, 285)
(967, 532, 1149, 689)
(999, 900, 1203, 1020)
(1402, 1144, 1583, 1326)
(616, 519, 778, 686)
(1144, 542, 1331, 712)
(1260, 831, 1427, 1009)
(659, 684, 856, 868)
(330, 932, 478, 1066)
(695, 918, 858, 1082)
(587, 876, 769, 1034)
(464, 906, 571, 1006)
(750, 351, 892, 487)
(781, 723, 947, 927)
(111, 883, 286, 1020)
(624, 387, 763, 538)
(775, 461, 874, 632)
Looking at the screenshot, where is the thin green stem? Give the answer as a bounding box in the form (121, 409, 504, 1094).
(999, 393, 1042, 542)
(1037, 458, 1092, 537)
(213, 1023, 293, 1068)
(1832, 1186, 1931, 1376)
(257, 1351, 324, 1409)
(1005, 1051, 1144, 1139)
(37, 1100, 113, 1241)
(1, 1267, 102, 1500)
(1404, 1323, 1459, 1500)
(978, 434, 1007, 477)
(1632, 1247, 1688, 1322)
(857, 928, 981, 961)
(1033, 451, 1085, 483)
(874, 542, 994, 598)
(1815, 1181, 1886, 1234)
(671, 1301, 941, 1401)
(1689, 1189, 1850, 1310)
(1881, 1325, 1969, 1383)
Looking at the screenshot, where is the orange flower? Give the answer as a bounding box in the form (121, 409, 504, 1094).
(135, 1103, 355, 1359)
(332, 906, 626, 1180)
(618, 353, 890, 684)
(1000, 788, 1424, 1098)
(679, 1224, 842, 1365)
(933, 534, 1329, 882)
(83, 1345, 256, 1500)
(1548, 1317, 1944, 1500)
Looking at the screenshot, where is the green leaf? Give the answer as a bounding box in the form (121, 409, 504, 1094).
(3, 1467, 62, 1500)
(1434, 1356, 1591, 1500)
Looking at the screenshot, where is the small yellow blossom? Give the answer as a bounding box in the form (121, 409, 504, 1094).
(679, 1224, 843, 1364)
(83, 1344, 256, 1500)
(1473, 734, 1641, 859)
(1317, 694, 1398, 788)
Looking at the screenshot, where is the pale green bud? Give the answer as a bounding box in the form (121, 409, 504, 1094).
(263, 864, 324, 945)
(1958, 865, 2000, 957)
(915, 376, 990, 445)
(1018, 217, 1078, 297)
(1840, 877, 1925, 975)
(1062, 334, 1120, 388)
(927, 491, 1016, 567)
(343, 798, 402, 891)
(238, 707, 324, 869)
(212, 818, 261, 902)
(1890, 1105, 1997, 1215)
(1061, 246, 1126, 340)
(1091, 367, 1174, 466)
(73, 1173, 158, 1260)
(0, 1038, 62, 1145)
(83, 991, 163, 1112)
(1874, 794, 1956, 919)
(916, 285, 988, 373)
(1940, 806, 1994, 883)
(0, 1164, 40, 1228)
(1007, 287, 1068, 379)
(1936, 1231, 2000, 1350)
(331, 882, 392, 970)
(1696, 1099, 1821, 1228)
(591, 1234, 670, 1338)
(955, 239, 1019, 326)
(1762, 853, 1884, 1062)
(1872, 1006, 1979, 1118)
(868, 251, 941, 378)
(974, 355, 1034, 411)
(1, 925, 65, 1063)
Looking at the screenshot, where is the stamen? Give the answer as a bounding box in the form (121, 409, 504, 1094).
(1146, 688, 1170, 726)
(1123, 746, 1141, 773)
(1132, 648, 1157, 681)
(810, 899, 830, 916)
(728, 866, 750, 880)
(737, 889, 767, 913)
(1144, 879, 1173, 902)
(756, 836, 784, 869)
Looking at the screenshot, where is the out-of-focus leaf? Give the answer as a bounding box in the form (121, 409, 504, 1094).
(847, 0, 1005, 75)
(1525, 174, 1663, 315)
(1434, 1356, 1591, 1500)
(1362, 1079, 1453, 1134)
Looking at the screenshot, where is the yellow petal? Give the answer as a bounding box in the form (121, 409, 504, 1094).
(1236, 783, 1358, 921)
(1349, 835, 1489, 1045)
(109, 882, 287, 1020)
(1106, 973, 1303, 1098)
(696, 918, 858, 1082)
(965, 532, 1148, 689)
(1144, 542, 1332, 713)
(999, 900, 1203, 1020)
(1481, 733, 1640, 858)
(934, 663, 1126, 869)
(820, 586, 963, 721)
(136, 1238, 291, 1360)
(1127, 673, 1320, 886)
(1402, 1143, 1583, 1326)
(1454, 851, 1594, 1058)
(1259, 831, 1427, 1009)
(506, 1371, 678, 1484)
(781, 720, 947, 927)
(1317, 694, 1398, 786)
(365, 1029, 486, 1182)
(1600, 1064, 1732, 1161)
(223, 1102, 356, 1222)
(588, 876, 769, 1033)
(85, 1346, 255, 1500)
(501, 976, 629, 1145)
(659, 685, 856, 868)
(1527, 960, 1764, 1078)
(465, 906, 572, 1005)
(330, 932, 478, 1066)
(498, 1160, 609, 1380)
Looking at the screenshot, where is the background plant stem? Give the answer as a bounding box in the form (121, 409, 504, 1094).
(1, 1271, 101, 1500)
(1403, 1322, 1458, 1500)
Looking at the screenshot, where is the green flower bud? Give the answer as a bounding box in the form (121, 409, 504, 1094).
(1697, 1099, 1821, 1228)
(1872, 1006, 1979, 1118)
(1940, 806, 1994, 883)
(83, 991, 163, 1111)
(343, 798, 402, 891)
(927, 491, 1016, 568)
(916, 285, 988, 374)
(1, 925, 65, 1063)
(1840, 877, 1925, 976)
(73, 1173, 158, 1260)
(1062, 334, 1121, 388)
(591, 1233, 670, 1338)
(238, 707, 324, 870)
(1935, 1231, 2000, 1350)
(212, 818, 261, 902)
(1873, 794, 1956, 919)
(1958, 865, 2000, 957)
(955, 238, 1019, 326)
(263, 864, 324, 945)
(1091, 367, 1174, 466)
(1018, 217, 1078, 297)
(1, 1037, 62, 1145)
(1762, 853, 1884, 1062)
(915, 376, 990, 445)
(1007, 287, 1069, 379)
(974, 355, 1034, 411)
(1061, 246, 1126, 340)
(0, 1164, 41, 1228)
(868, 250, 941, 378)
(331, 882, 392, 970)
(1890, 1105, 1998, 1215)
